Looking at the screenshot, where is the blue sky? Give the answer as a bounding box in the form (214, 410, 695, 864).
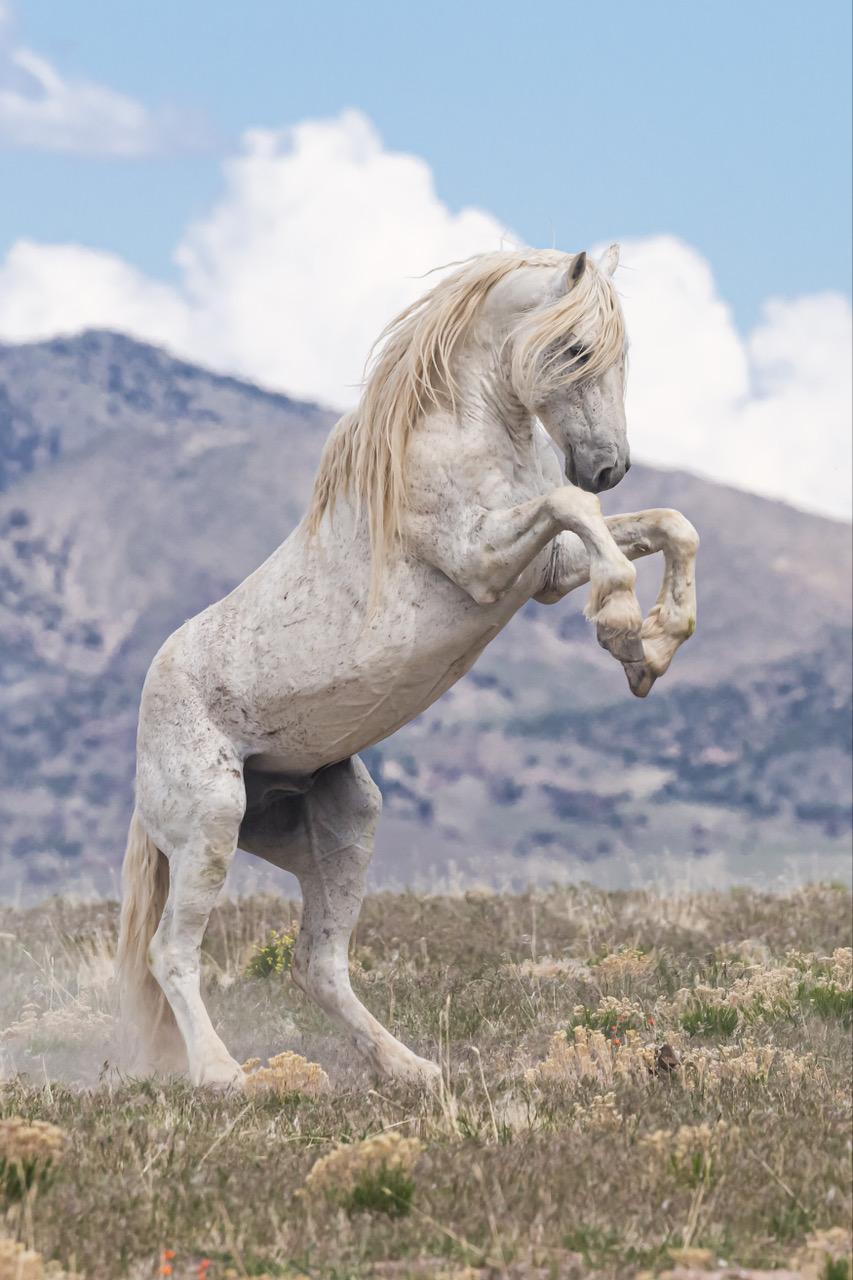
(3, 0, 851, 328)
(0, 0, 850, 517)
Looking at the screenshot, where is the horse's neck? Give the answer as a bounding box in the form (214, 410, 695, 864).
(455, 348, 535, 462)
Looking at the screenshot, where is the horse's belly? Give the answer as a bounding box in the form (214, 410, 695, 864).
(251, 660, 479, 767)
(239, 606, 511, 770)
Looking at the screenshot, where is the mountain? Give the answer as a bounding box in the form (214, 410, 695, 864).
(0, 331, 850, 895)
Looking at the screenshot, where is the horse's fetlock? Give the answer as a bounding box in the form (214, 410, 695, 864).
(611, 562, 637, 595)
(594, 584, 643, 635)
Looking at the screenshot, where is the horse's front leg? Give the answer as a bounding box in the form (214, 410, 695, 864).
(539, 507, 699, 695)
(410, 486, 647, 689)
(543, 488, 649, 691)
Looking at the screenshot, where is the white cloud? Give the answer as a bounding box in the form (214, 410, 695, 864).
(613, 236, 852, 519)
(173, 113, 510, 398)
(0, 108, 849, 519)
(0, 240, 191, 334)
(0, 110, 511, 400)
(0, 5, 202, 154)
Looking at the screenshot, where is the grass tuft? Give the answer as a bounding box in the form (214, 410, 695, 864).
(680, 999, 740, 1038)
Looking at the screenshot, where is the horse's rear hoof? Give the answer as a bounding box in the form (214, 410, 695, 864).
(193, 1058, 246, 1092)
(381, 1053, 442, 1090)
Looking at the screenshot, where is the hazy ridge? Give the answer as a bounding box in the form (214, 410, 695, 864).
(0, 331, 850, 894)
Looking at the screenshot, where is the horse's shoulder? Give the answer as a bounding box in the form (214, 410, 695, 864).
(404, 415, 465, 497)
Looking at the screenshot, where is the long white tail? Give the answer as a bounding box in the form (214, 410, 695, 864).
(115, 809, 184, 1071)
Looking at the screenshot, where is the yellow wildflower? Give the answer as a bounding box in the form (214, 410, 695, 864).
(829, 946, 852, 989)
(0, 1237, 80, 1280)
(526, 1026, 654, 1089)
(242, 1051, 329, 1097)
(794, 1227, 852, 1280)
(574, 1091, 623, 1132)
(595, 948, 655, 982)
(0, 1239, 42, 1280)
(0, 1117, 66, 1165)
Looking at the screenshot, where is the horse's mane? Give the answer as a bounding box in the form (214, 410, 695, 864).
(307, 248, 624, 592)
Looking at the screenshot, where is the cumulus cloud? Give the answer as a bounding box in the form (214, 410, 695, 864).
(0, 107, 849, 519)
(612, 237, 852, 519)
(173, 113, 510, 398)
(0, 110, 511, 399)
(0, 4, 203, 154)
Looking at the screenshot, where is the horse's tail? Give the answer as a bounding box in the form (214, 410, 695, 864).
(115, 808, 183, 1070)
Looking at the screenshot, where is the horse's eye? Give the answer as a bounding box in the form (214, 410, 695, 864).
(566, 343, 588, 365)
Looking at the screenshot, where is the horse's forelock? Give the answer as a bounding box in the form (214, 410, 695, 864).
(510, 262, 626, 405)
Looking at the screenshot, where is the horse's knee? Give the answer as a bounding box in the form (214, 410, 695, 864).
(200, 797, 244, 856)
(658, 509, 699, 557)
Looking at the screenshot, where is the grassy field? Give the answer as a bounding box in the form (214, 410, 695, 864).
(0, 883, 851, 1280)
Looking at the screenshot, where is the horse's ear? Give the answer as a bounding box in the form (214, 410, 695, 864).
(567, 251, 587, 288)
(598, 243, 620, 276)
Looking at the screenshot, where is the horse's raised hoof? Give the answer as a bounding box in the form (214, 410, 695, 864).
(596, 623, 645, 665)
(624, 660, 656, 698)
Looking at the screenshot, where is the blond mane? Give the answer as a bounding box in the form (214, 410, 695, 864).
(308, 248, 624, 591)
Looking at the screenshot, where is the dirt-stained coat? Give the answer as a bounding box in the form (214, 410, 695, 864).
(116, 245, 698, 1088)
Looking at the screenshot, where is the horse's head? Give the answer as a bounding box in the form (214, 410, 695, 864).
(496, 245, 629, 493)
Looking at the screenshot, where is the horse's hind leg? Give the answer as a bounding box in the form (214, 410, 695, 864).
(139, 735, 246, 1089)
(241, 757, 440, 1086)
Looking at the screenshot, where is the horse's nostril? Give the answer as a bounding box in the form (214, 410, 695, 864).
(594, 465, 616, 492)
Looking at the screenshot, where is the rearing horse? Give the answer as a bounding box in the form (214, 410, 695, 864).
(117, 245, 698, 1088)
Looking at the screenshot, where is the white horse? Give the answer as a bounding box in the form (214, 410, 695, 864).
(116, 245, 698, 1088)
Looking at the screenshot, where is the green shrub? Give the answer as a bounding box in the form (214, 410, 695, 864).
(798, 981, 853, 1025)
(680, 1000, 739, 1038)
(344, 1163, 415, 1218)
(244, 929, 296, 978)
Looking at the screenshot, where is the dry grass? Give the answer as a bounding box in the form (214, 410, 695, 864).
(0, 883, 850, 1280)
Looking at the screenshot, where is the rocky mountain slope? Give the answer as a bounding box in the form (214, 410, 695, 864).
(0, 331, 850, 894)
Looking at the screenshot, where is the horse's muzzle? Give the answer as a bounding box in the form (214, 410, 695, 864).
(565, 447, 630, 493)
